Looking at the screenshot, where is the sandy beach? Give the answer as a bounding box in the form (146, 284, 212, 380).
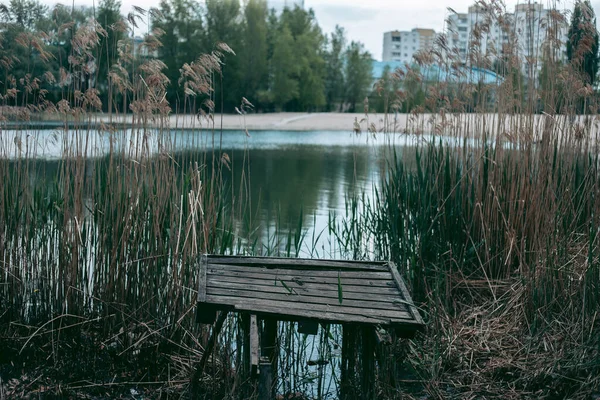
(33, 111, 599, 141)
(90, 112, 391, 132)
(208, 112, 385, 131)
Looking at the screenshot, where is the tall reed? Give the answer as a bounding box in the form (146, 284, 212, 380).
(331, 0, 600, 397)
(0, 9, 256, 398)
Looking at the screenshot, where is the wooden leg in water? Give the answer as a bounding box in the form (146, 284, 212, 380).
(190, 311, 228, 399)
(261, 319, 278, 400)
(340, 324, 358, 400)
(375, 329, 396, 395)
(258, 357, 273, 400)
(361, 326, 376, 400)
(240, 313, 251, 397)
(250, 315, 259, 378)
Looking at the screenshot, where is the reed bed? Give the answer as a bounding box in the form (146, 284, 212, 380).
(2, 0, 600, 398)
(330, 1, 600, 398)
(0, 11, 259, 398)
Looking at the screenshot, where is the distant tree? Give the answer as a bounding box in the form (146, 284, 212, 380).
(265, 8, 278, 61)
(40, 5, 92, 102)
(240, 0, 268, 109)
(279, 7, 326, 111)
(371, 64, 392, 113)
(96, 0, 125, 103)
(344, 41, 372, 112)
(567, 0, 600, 86)
(0, 0, 51, 105)
(6, 0, 47, 31)
(256, 9, 279, 108)
(401, 66, 426, 112)
(324, 25, 346, 111)
(204, 0, 242, 112)
(270, 24, 297, 109)
(152, 0, 204, 109)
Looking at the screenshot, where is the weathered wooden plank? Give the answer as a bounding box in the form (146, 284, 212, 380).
(388, 262, 425, 327)
(219, 300, 422, 331)
(208, 269, 396, 288)
(206, 286, 409, 312)
(209, 263, 393, 280)
(206, 276, 399, 296)
(226, 300, 393, 325)
(208, 256, 388, 271)
(207, 283, 408, 310)
(198, 254, 208, 303)
(205, 294, 415, 322)
(207, 279, 402, 302)
(250, 315, 259, 377)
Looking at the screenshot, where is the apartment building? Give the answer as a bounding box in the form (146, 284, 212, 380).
(382, 28, 437, 64)
(446, 12, 469, 59)
(445, 3, 568, 77)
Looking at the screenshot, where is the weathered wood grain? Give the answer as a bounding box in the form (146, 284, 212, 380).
(209, 263, 393, 280)
(207, 276, 399, 296)
(388, 262, 425, 327)
(197, 254, 208, 303)
(208, 268, 395, 288)
(250, 315, 259, 377)
(205, 294, 414, 322)
(208, 256, 388, 271)
(207, 279, 402, 302)
(198, 255, 425, 332)
(206, 286, 409, 312)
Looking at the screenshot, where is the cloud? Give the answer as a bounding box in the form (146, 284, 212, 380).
(314, 4, 381, 23)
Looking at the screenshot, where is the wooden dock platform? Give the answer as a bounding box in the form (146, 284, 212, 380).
(194, 255, 425, 400)
(198, 255, 423, 336)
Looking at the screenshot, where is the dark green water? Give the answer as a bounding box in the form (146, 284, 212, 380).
(6, 128, 412, 256)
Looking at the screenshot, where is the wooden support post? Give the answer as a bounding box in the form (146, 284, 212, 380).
(374, 329, 397, 394)
(340, 324, 358, 400)
(258, 357, 273, 400)
(250, 315, 259, 378)
(239, 313, 252, 398)
(261, 318, 278, 400)
(197, 254, 208, 303)
(196, 256, 216, 324)
(361, 326, 376, 400)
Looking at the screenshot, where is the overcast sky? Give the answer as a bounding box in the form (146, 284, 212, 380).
(36, 0, 597, 60)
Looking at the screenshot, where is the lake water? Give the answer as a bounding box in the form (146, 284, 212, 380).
(2, 128, 418, 398)
(4, 128, 418, 256)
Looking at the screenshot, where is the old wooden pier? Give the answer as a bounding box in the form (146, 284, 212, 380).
(194, 255, 424, 399)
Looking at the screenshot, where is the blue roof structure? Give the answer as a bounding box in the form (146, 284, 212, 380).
(372, 61, 503, 85)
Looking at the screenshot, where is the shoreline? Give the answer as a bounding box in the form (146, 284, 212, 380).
(4, 112, 597, 140)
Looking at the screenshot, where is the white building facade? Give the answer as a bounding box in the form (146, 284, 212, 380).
(382, 28, 437, 64)
(445, 3, 568, 78)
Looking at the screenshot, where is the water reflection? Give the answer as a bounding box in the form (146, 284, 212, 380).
(4, 129, 409, 256)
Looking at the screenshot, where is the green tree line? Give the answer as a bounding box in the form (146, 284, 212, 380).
(0, 0, 374, 113)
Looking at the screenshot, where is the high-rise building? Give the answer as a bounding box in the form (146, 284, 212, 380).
(445, 3, 568, 78)
(446, 12, 469, 60)
(382, 28, 438, 64)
